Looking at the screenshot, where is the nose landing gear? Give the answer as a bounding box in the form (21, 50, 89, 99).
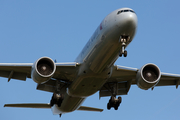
(119, 36, 130, 57)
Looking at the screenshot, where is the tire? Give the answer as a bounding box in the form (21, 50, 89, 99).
(50, 99, 54, 106)
(119, 51, 123, 57)
(107, 103, 111, 110)
(124, 50, 127, 57)
(118, 97, 122, 103)
(114, 105, 118, 110)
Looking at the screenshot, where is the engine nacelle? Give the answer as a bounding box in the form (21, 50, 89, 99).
(31, 57, 56, 84)
(136, 63, 161, 90)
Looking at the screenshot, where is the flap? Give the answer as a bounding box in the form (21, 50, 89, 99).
(99, 81, 132, 97)
(36, 79, 69, 94)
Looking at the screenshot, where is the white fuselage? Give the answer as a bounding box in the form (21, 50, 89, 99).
(52, 8, 138, 114)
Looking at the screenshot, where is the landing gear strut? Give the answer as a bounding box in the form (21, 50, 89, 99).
(119, 36, 130, 57)
(50, 93, 64, 107)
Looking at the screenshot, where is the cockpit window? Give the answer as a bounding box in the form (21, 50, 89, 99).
(117, 9, 135, 15)
(130, 10, 135, 13)
(124, 10, 129, 12)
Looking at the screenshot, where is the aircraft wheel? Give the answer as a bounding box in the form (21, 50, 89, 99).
(114, 105, 118, 110)
(57, 94, 64, 107)
(118, 97, 122, 103)
(119, 51, 123, 57)
(107, 103, 111, 110)
(50, 99, 54, 106)
(124, 50, 127, 57)
(50, 94, 56, 106)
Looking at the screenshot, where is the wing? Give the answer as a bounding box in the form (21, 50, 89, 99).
(157, 72, 180, 88)
(0, 63, 33, 81)
(0, 62, 80, 93)
(99, 65, 180, 97)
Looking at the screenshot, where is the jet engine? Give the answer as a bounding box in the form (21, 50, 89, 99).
(31, 57, 56, 84)
(136, 63, 161, 90)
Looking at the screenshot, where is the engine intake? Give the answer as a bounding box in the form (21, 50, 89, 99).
(31, 57, 56, 84)
(136, 63, 161, 90)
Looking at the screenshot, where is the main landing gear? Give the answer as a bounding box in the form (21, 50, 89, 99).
(107, 96, 122, 110)
(106, 82, 122, 110)
(50, 93, 64, 107)
(119, 36, 130, 57)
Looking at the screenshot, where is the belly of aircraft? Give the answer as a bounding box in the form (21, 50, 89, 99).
(68, 73, 109, 97)
(52, 93, 86, 114)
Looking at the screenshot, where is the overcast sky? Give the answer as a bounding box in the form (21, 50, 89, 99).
(0, 0, 180, 120)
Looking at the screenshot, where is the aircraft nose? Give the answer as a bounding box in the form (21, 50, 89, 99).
(125, 13, 137, 27)
(117, 12, 138, 30)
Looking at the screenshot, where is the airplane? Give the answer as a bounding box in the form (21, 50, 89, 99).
(2, 7, 180, 117)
